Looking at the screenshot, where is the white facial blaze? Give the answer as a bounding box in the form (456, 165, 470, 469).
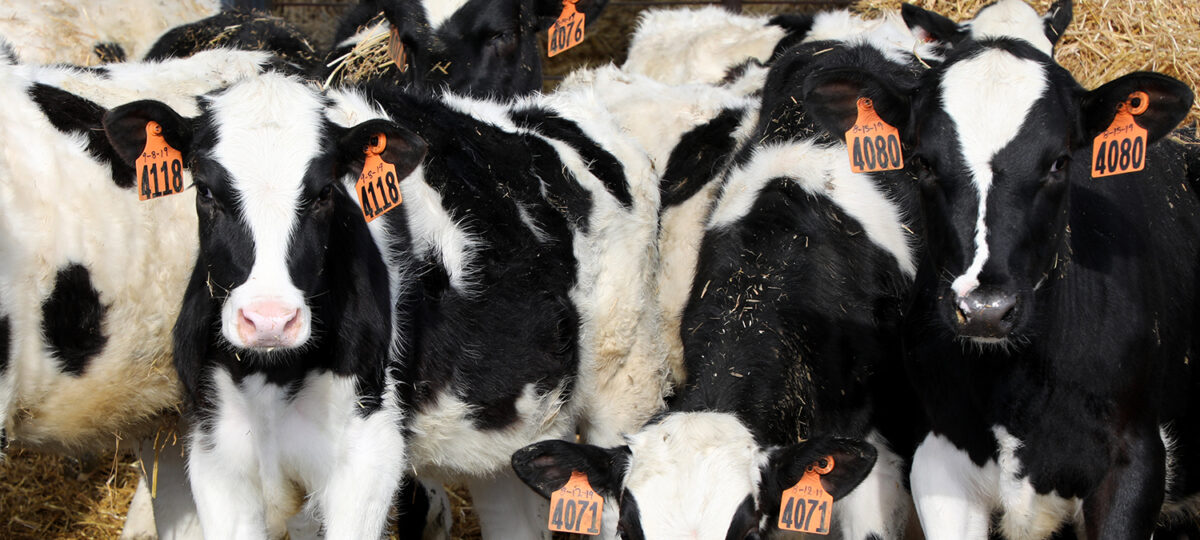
(209, 74, 327, 348)
(941, 50, 1047, 298)
(624, 413, 767, 540)
(422, 0, 472, 29)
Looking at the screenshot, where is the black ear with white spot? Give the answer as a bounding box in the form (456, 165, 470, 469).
(533, 0, 609, 31)
(511, 440, 629, 499)
(103, 100, 194, 166)
(1043, 0, 1072, 48)
(759, 437, 877, 524)
(901, 4, 967, 46)
(337, 119, 428, 181)
(803, 68, 910, 142)
(1079, 72, 1195, 147)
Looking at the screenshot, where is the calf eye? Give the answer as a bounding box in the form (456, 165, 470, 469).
(1050, 155, 1069, 173)
(318, 184, 333, 201)
(488, 31, 518, 57)
(194, 182, 213, 201)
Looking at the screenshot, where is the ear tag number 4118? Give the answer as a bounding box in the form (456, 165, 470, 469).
(137, 121, 185, 201)
(1092, 91, 1149, 178)
(846, 97, 903, 174)
(548, 471, 603, 535)
(357, 134, 402, 223)
(778, 456, 834, 535)
(547, 0, 585, 57)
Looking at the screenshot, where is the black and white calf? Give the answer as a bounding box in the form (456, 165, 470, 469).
(102, 68, 666, 538)
(326, 0, 608, 96)
(143, 10, 322, 74)
(513, 32, 941, 539)
(846, 0, 1200, 537)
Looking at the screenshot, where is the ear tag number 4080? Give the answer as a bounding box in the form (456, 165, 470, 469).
(846, 97, 904, 174)
(356, 133, 402, 223)
(547, 0, 585, 58)
(1092, 91, 1149, 178)
(548, 471, 603, 536)
(137, 121, 185, 201)
(778, 456, 834, 535)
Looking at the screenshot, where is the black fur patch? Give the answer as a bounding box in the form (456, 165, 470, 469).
(660, 108, 744, 208)
(42, 264, 108, 377)
(510, 107, 632, 208)
(144, 11, 319, 74)
(93, 42, 126, 63)
(0, 315, 9, 375)
(28, 84, 135, 188)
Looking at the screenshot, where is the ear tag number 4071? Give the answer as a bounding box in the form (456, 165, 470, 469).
(357, 134, 402, 223)
(778, 456, 834, 535)
(137, 121, 185, 201)
(548, 471, 603, 536)
(846, 97, 903, 174)
(1092, 91, 1149, 178)
(547, 0, 585, 58)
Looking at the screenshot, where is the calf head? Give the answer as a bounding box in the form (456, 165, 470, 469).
(513, 412, 876, 539)
(817, 0, 1193, 344)
(103, 74, 425, 365)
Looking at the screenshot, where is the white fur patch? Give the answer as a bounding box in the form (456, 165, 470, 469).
(910, 432, 997, 539)
(941, 50, 1047, 298)
(992, 426, 1078, 540)
(623, 412, 768, 540)
(422, 0, 471, 30)
(968, 0, 1055, 55)
(708, 141, 917, 277)
(836, 431, 911, 539)
(803, 9, 944, 65)
(622, 6, 784, 87)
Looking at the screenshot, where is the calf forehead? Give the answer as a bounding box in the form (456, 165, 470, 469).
(626, 413, 764, 537)
(423, 0, 474, 29)
(969, 0, 1053, 54)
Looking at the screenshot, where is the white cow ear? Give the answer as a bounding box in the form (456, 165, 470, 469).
(803, 69, 910, 144)
(103, 100, 194, 166)
(1078, 72, 1194, 147)
(511, 440, 628, 499)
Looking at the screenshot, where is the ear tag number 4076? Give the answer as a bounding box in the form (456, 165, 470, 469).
(778, 456, 834, 535)
(548, 471, 603, 536)
(357, 134, 402, 223)
(846, 97, 903, 174)
(1092, 91, 1149, 178)
(547, 0, 585, 57)
(137, 121, 185, 201)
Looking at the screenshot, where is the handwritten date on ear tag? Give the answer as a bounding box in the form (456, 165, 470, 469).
(356, 134, 402, 223)
(387, 27, 408, 73)
(778, 456, 834, 535)
(136, 121, 185, 201)
(548, 471, 603, 535)
(547, 0, 585, 58)
(846, 97, 904, 174)
(1092, 91, 1149, 178)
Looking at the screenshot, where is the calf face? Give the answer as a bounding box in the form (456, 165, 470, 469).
(513, 413, 876, 540)
(104, 74, 425, 353)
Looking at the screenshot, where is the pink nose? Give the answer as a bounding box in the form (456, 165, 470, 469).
(237, 301, 302, 347)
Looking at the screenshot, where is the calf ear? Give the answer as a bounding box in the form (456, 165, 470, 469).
(803, 68, 910, 143)
(534, 0, 609, 31)
(337, 119, 427, 181)
(901, 4, 967, 46)
(511, 440, 629, 499)
(1043, 0, 1072, 48)
(761, 437, 877, 514)
(103, 100, 194, 166)
(1079, 72, 1194, 147)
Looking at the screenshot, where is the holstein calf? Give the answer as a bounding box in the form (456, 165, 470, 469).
(103, 69, 666, 538)
(513, 32, 941, 539)
(325, 0, 609, 96)
(850, 0, 1200, 537)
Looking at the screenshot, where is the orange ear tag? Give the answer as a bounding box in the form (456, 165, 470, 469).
(356, 134, 402, 223)
(136, 121, 185, 201)
(547, 471, 603, 535)
(778, 456, 834, 535)
(387, 27, 408, 73)
(846, 97, 904, 174)
(547, 0, 585, 58)
(1091, 91, 1149, 178)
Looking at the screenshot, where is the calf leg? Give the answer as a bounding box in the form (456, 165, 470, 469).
(910, 432, 995, 540)
(1080, 427, 1165, 540)
(467, 469, 552, 540)
(837, 432, 911, 540)
(395, 477, 453, 540)
(319, 410, 405, 540)
(188, 424, 271, 539)
(126, 437, 204, 540)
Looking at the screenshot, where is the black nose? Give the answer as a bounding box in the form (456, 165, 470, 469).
(953, 291, 1018, 338)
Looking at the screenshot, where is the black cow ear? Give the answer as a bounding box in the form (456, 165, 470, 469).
(533, 0, 609, 31)
(803, 68, 909, 143)
(762, 437, 877, 510)
(511, 440, 629, 499)
(1078, 72, 1194, 147)
(1043, 0, 1072, 48)
(901, 4, 967, 46)
(337, 119, 427, 180)
(103, 100, 194, 166)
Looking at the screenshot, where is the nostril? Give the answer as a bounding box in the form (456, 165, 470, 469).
(238, 309, 256, 330)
